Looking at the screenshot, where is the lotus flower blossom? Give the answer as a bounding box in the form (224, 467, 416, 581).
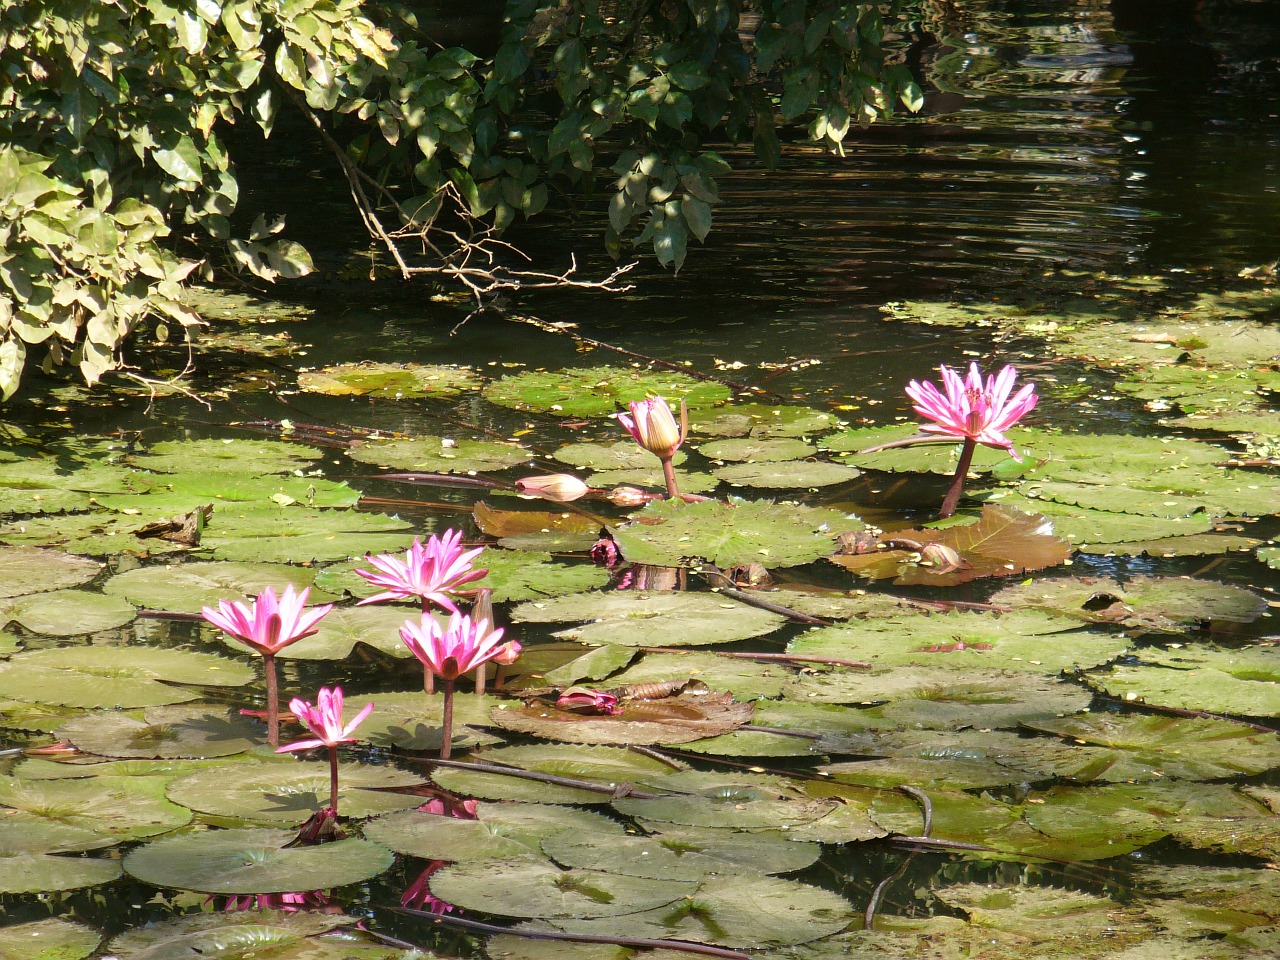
(356, 530, 487, 613)
(905, 363, 1037, 460)
(904, 362, 1038, 519)
(556, 686, 622, 716)
(399, 612, 521, 760)
(616, 395, 688, 499)
(514, 473, 592, 502)
(202, 584, 332, 657)
(399, 612, 520, 682)
(277, 686, 374, 753)
(201, 585, 333, 746)
(276, 686, 373, 820)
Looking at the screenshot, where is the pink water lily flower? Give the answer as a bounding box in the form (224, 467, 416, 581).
(277, 686, 374, 753)
(616, 395, 687, 460)
(905, 362, 1037, 460)
(399, 612, 520, 682)
(201, 584, 332, 657)
(356, 530, 487, 613)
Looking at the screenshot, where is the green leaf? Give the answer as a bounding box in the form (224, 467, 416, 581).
(484, 365, 730, 418)
(151, 136, 204, 182)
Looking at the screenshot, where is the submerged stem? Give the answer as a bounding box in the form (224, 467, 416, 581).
(421, 597, 435, 694)
(439, 678, 455, 760)
(938, 437, 977, 519)
(263, 653, 279, 748)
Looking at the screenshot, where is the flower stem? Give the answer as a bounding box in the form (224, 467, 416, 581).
(660, 457, 681, 500)
(939, 437, 977, 519)
(328, 745, 340, 815)
(421, 598, 435, 694)
(263, 653, 279, 748)
(440, 678, 455, 760)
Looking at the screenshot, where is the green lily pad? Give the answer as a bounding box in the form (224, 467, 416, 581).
(217, 605, 420, 661)
(0, 589, 136, 635)
(1098, 531, 1264, 557)
(1023, 713, 1280, 780)
(820, 424, 1021, 474)
(346, 436, 529, 474)
(0, 547, 102, 598)
(165, 760, 423, 824)
(0, 697, 79, 732)
(1056, 316, 1280, 368)
(0, 813, 117, 854)
(0, 918, 100, 960)
(1115, 366, 1280, 414)
(0, 852, 122, 894)
(541, 644, 638, 686)
(691, 403, 841, 439)
(585, 468, 720, 494)
(1087, 647, 1280, 716)
(482, 366, 730, 418)
(934, 883, 1126, 942)
(542, 873, 856, 948)
(489, 690, 754, 746)
(124, 827, 393, 893)
(788, 611, 1127, 674)
(979, 492, 1217, 545)
(867, 787, 1020, 847)
(472, 743, 686, 784)
(715, 460, 862, 489)
(102, 911, 391, 960)
(298, 361, 483, 398)
(429, 765, 619, 805)
(612, 497, 863, 568)
(0, 646, 254, 708)
(613, 771, 839, 831)
(1262, 545, 1280, 570)
(473, 501, 603, 552)
(989, 576, 1266, 632)
(197, 507, 416, 563)
(0, 774, 193, 839)
(131, 438, 326, 475)
(511, 591, 786, 647)
(343, 691, 507, 752)
(103, 561, 324, 614)
(430, 855, 696, 918)
(468, 549, 612, 602)
(0, 512, 191, 558)
(604, 651, 792, 700)
(697, 438, 817, 462)
(554, 442, 688, 471)
(55, 705, 261, 759)
(96, 474, 362, 513)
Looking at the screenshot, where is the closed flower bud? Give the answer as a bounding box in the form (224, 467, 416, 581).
(605, 485, 660, 507)
(514, 473, 591, 502)
(616, 396, 687, 461)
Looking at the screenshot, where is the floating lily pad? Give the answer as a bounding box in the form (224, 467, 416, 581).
(0, 547, 101, 598)
(468, 550, 612, 602)
(867, 787, 1019, 847)
(1115, 366, 1280, 415)
(715, 460, 861, 489)
(490, 690, 754, 745)
(347, 436, 529, 474)
(0, 813, 116, 855)
(1023, 714, 1280, 780)
(1262, 545, 1280, 570)
(96, 474, 362, 512)
(0, 852, 122, 894)
(472, 502, 602, 552)
(124, 827, 394, 893)
(298, 361, 483, 398)
(690, 403, 840, 439)
(221, 605, 420, 661)
(165, 760, 422, 824)
(0, 918, 100, 960)
(56, 705, 260, 759)
(554, 442, 688, 471)
(979, 492, 1216, 546)
(541, 644, 638, 686)
(1098, 531, 1264, 557)
(430, 855, 695, 918)
(512, 591, 786, 647)
(584, 467, 720, 494)
(604, 651, 792, 700)
(613, 771, 838, 831)
(1056, 316, 1280, 369)
(102, 911, 381, 960)
(0, 697, 79, 732)
(428, 764, 628, 806)
(0, 513, 191, 558)
(612, 497, 863, 568)
(541, 873, 856, 948)
(103, 561, 324, 614)
(789, 610, 1126, 674)
(131, 438, 326, 475)
(472, 743, 685, 784)
(990, 576, 1266, 632)
(483, 366, 730, 418)
(0, 646, 254, 708)
(0, 774, 193, 839)
(198, 507, 417, 563)
(820, 424, 1021, 474)
(344, 691, 507, 752)
(934, 883, 1126, 942)
(1088, 647, 1280, 716)
(0, 589, 136, 635)
(697, 438, 817, 462)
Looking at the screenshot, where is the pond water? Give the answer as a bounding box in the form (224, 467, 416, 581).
(2, 2, 1279, 958)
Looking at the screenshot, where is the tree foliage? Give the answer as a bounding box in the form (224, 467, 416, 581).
(0, 0, 920, 398)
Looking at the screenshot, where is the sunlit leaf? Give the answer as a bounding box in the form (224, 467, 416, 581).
(298, 361, 483, 398)
(483, 365, 730, 418)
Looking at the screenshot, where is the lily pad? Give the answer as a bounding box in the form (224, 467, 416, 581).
(1087, 647, 1280, 716)
(979, 492, 1216, 546)
(0, 918, 100, 960)
(469, 549, 612, 602)
(223, 605, 420, 661)
(788, 610, 1127, 674)
(489, 690, 754, 745)
(482, 366, 730, 418)
(0, 852, 122, 894)
(715, 460, 862, 489)
(298, 361, 483, 398)
(0, 774, 193, 839)
(989, 576, 1266, 632)
(123, 827, 394, 893)
(472, 743, 685, 784)
(612, 497, 863, 568)
(165, 760, 423, 824)
(0, 512, 192, 558)
(541, 644, 638, 686)
(511, 591, 786, 647)
(605, 651, 792, 700)
(934, 883, 1126, 942)
(690, 403, 841, 439)
(0, 646, 254, 708)
(55, 705, 261, 759)
(95, 474, 362, 513)
(430, 855, 695, 918)
(613, 771, 839, 831)
(554, 441, 688, 471)
(102, 911, 388, 960)
(697, 438, 817, 462)
(584, 467, 720, 494)
(198, 507, 416, 563)
(130, 438, 326, 475)
(103, 561, 324, 614)
(344, 691, 507, 752)
(0, 589, 136, 635)
(820, 424, 1021, 474)
(472, 502, 602, 552)
(1098, 530, 1264, 557)
(0, 547, 101, 598)
(346, 436, 529, 474)
(0, 812, 116, 855)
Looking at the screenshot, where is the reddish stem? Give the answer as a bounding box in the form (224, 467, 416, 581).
(262, 653, 279, 748)
(440, 678, 455, 760)
(939, 437, 977, 519)
(328, 745, 340, 814)
(660, 457, 681, 500)
(421, 597, 435, 694)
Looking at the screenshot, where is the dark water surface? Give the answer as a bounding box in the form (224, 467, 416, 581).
(3, 0, 1279, 954)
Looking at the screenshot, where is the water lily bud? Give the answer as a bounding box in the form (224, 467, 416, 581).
(919, 542, 964, 572)
(514, 473, 591, 502)
(606, 485, 660, 507)
(616, 396, 687, 460)
(556, 686, 622, 716)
